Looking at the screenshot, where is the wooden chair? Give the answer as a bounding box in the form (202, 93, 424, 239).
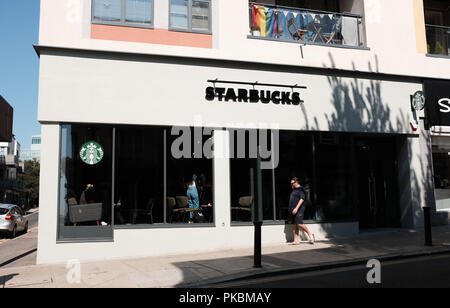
(287, 18, 307, 41)
(231, 196, 254, 221)
(167, 197, 185, 223)
(318, 15, 339, 44)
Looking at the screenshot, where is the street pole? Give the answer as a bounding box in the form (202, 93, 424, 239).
(424, 206, 432, 246)
(421, 100, 433, 247)
(253, 148, 263, 268)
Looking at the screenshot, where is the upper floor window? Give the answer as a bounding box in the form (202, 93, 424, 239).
(92, 0, 154, 28)
(424, 0, 450, 56)
(169, 0, 211, 34)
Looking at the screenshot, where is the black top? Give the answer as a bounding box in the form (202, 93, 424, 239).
(289, 187, 305, 212)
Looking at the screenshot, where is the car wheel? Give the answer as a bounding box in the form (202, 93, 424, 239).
(10, 225, 17, 239)
(23, 222, 28, 234)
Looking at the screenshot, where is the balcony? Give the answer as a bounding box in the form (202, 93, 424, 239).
(426, 24, 450, 57)
(0, 155, 19, 167)
(248, 2, 363, 48)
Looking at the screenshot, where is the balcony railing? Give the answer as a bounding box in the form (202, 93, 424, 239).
(426, 24, 450, 56)
(248, 2, 363, 48)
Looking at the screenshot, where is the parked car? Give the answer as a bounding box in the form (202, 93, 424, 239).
(0, 204, 28, 238)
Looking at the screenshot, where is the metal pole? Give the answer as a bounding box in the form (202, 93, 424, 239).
(422, 102, 433, 247)
(424, 206, 432, 246)
(254, 147, 263, 268)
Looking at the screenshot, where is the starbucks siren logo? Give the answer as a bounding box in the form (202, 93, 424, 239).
(80, 141, 104, 165)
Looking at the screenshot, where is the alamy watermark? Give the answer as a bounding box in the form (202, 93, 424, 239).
(170, 116, 280, 169)
(66, 259, 81, 284)
(366, 259, 381, 284)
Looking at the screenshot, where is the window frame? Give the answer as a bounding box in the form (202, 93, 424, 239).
(91, 0, 155, 29)
(169, 0, 212, 34)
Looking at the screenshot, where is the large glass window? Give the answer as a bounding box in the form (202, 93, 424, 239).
(58, 125, 114, 241)
(432, 136, 450, 212)
(93, 0, 154, 27)
(166, 127, 214, 224)
(169, 0, 211, 33)
(58, 124, 215, 241)
(229, 129, 276, 223)
(113, 126, 164, 226)
(230, 130, 399, 225)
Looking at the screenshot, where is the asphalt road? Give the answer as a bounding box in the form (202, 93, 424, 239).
(0, 211, 39, 269)
(213, 253, 450, 288)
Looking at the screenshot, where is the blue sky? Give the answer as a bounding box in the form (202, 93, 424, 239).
(0, 0, 40, 149)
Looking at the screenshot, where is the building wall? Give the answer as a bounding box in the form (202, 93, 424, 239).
(36, 0, 446, 263)
(37, 51, 422, 134)
(37, 126, 360, 264)
(0, 96, 13, 143)
(38, 0, 450, 80)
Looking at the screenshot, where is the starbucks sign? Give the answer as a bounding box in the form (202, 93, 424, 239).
(80, 141, 104, 165)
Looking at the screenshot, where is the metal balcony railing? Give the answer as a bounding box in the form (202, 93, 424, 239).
(426, 24, 450, 56)
(249, 2, 363, 48)
(5, 155, 18, 166)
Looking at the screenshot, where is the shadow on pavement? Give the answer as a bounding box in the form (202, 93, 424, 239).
(172, 227, 450, 287)
(0, 274, 19, 288)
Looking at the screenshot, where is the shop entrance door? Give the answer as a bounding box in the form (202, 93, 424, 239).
(355, 137, 400, 229)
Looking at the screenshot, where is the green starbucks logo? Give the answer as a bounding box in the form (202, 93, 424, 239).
(80, 141, 104, 165)
(412, 91, 425, 111)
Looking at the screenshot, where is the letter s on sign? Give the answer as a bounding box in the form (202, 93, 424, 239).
(205, 87, 215, 101)
(438, 98, 450, 113)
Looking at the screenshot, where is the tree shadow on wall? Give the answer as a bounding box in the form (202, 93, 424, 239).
(323, 54, 396, 133)
(298, 52, 435, 228)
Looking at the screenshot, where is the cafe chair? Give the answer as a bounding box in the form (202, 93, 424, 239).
(231, 196, 254, 221)
(168, 197, 183, 223)
(319, 15, 339, 44)
(67, 197, 103, 226)
(287, 18, 307, 41)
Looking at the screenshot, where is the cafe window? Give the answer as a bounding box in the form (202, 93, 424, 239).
(229, 129, 276, 223)
(58, 124, 114, 241)
(92, 0, 154, 27)
(432, 137, 450, 212)
(169, 0, 211, 33)
(229, 130, 359, 225)
(58, 124, 215, 241)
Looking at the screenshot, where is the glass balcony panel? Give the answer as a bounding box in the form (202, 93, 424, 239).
(248, 2, 362, 48)
(426, 24, 450, 56)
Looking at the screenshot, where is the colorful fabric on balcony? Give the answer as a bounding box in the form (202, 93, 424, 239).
(251, 5, 278, 38)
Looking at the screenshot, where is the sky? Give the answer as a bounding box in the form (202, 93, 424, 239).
(0, 0, 41, 149)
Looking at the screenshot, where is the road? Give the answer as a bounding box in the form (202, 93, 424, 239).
(0, 211, 39, 269)
(213, 253, 450, 288)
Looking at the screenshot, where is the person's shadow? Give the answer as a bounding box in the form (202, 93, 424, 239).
(0, 274, 19, 288)
(283, 223, 294, 243)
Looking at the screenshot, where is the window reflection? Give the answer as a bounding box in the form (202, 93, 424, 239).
(58, 125, 113, 241)
(58, 124, 215, 240)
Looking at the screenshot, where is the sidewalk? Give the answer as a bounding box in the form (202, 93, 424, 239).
(1, 225, 449, 288)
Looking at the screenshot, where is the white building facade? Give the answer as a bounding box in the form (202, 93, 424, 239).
(36, 0, 450, 264)
(20, 135, 41, 162)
